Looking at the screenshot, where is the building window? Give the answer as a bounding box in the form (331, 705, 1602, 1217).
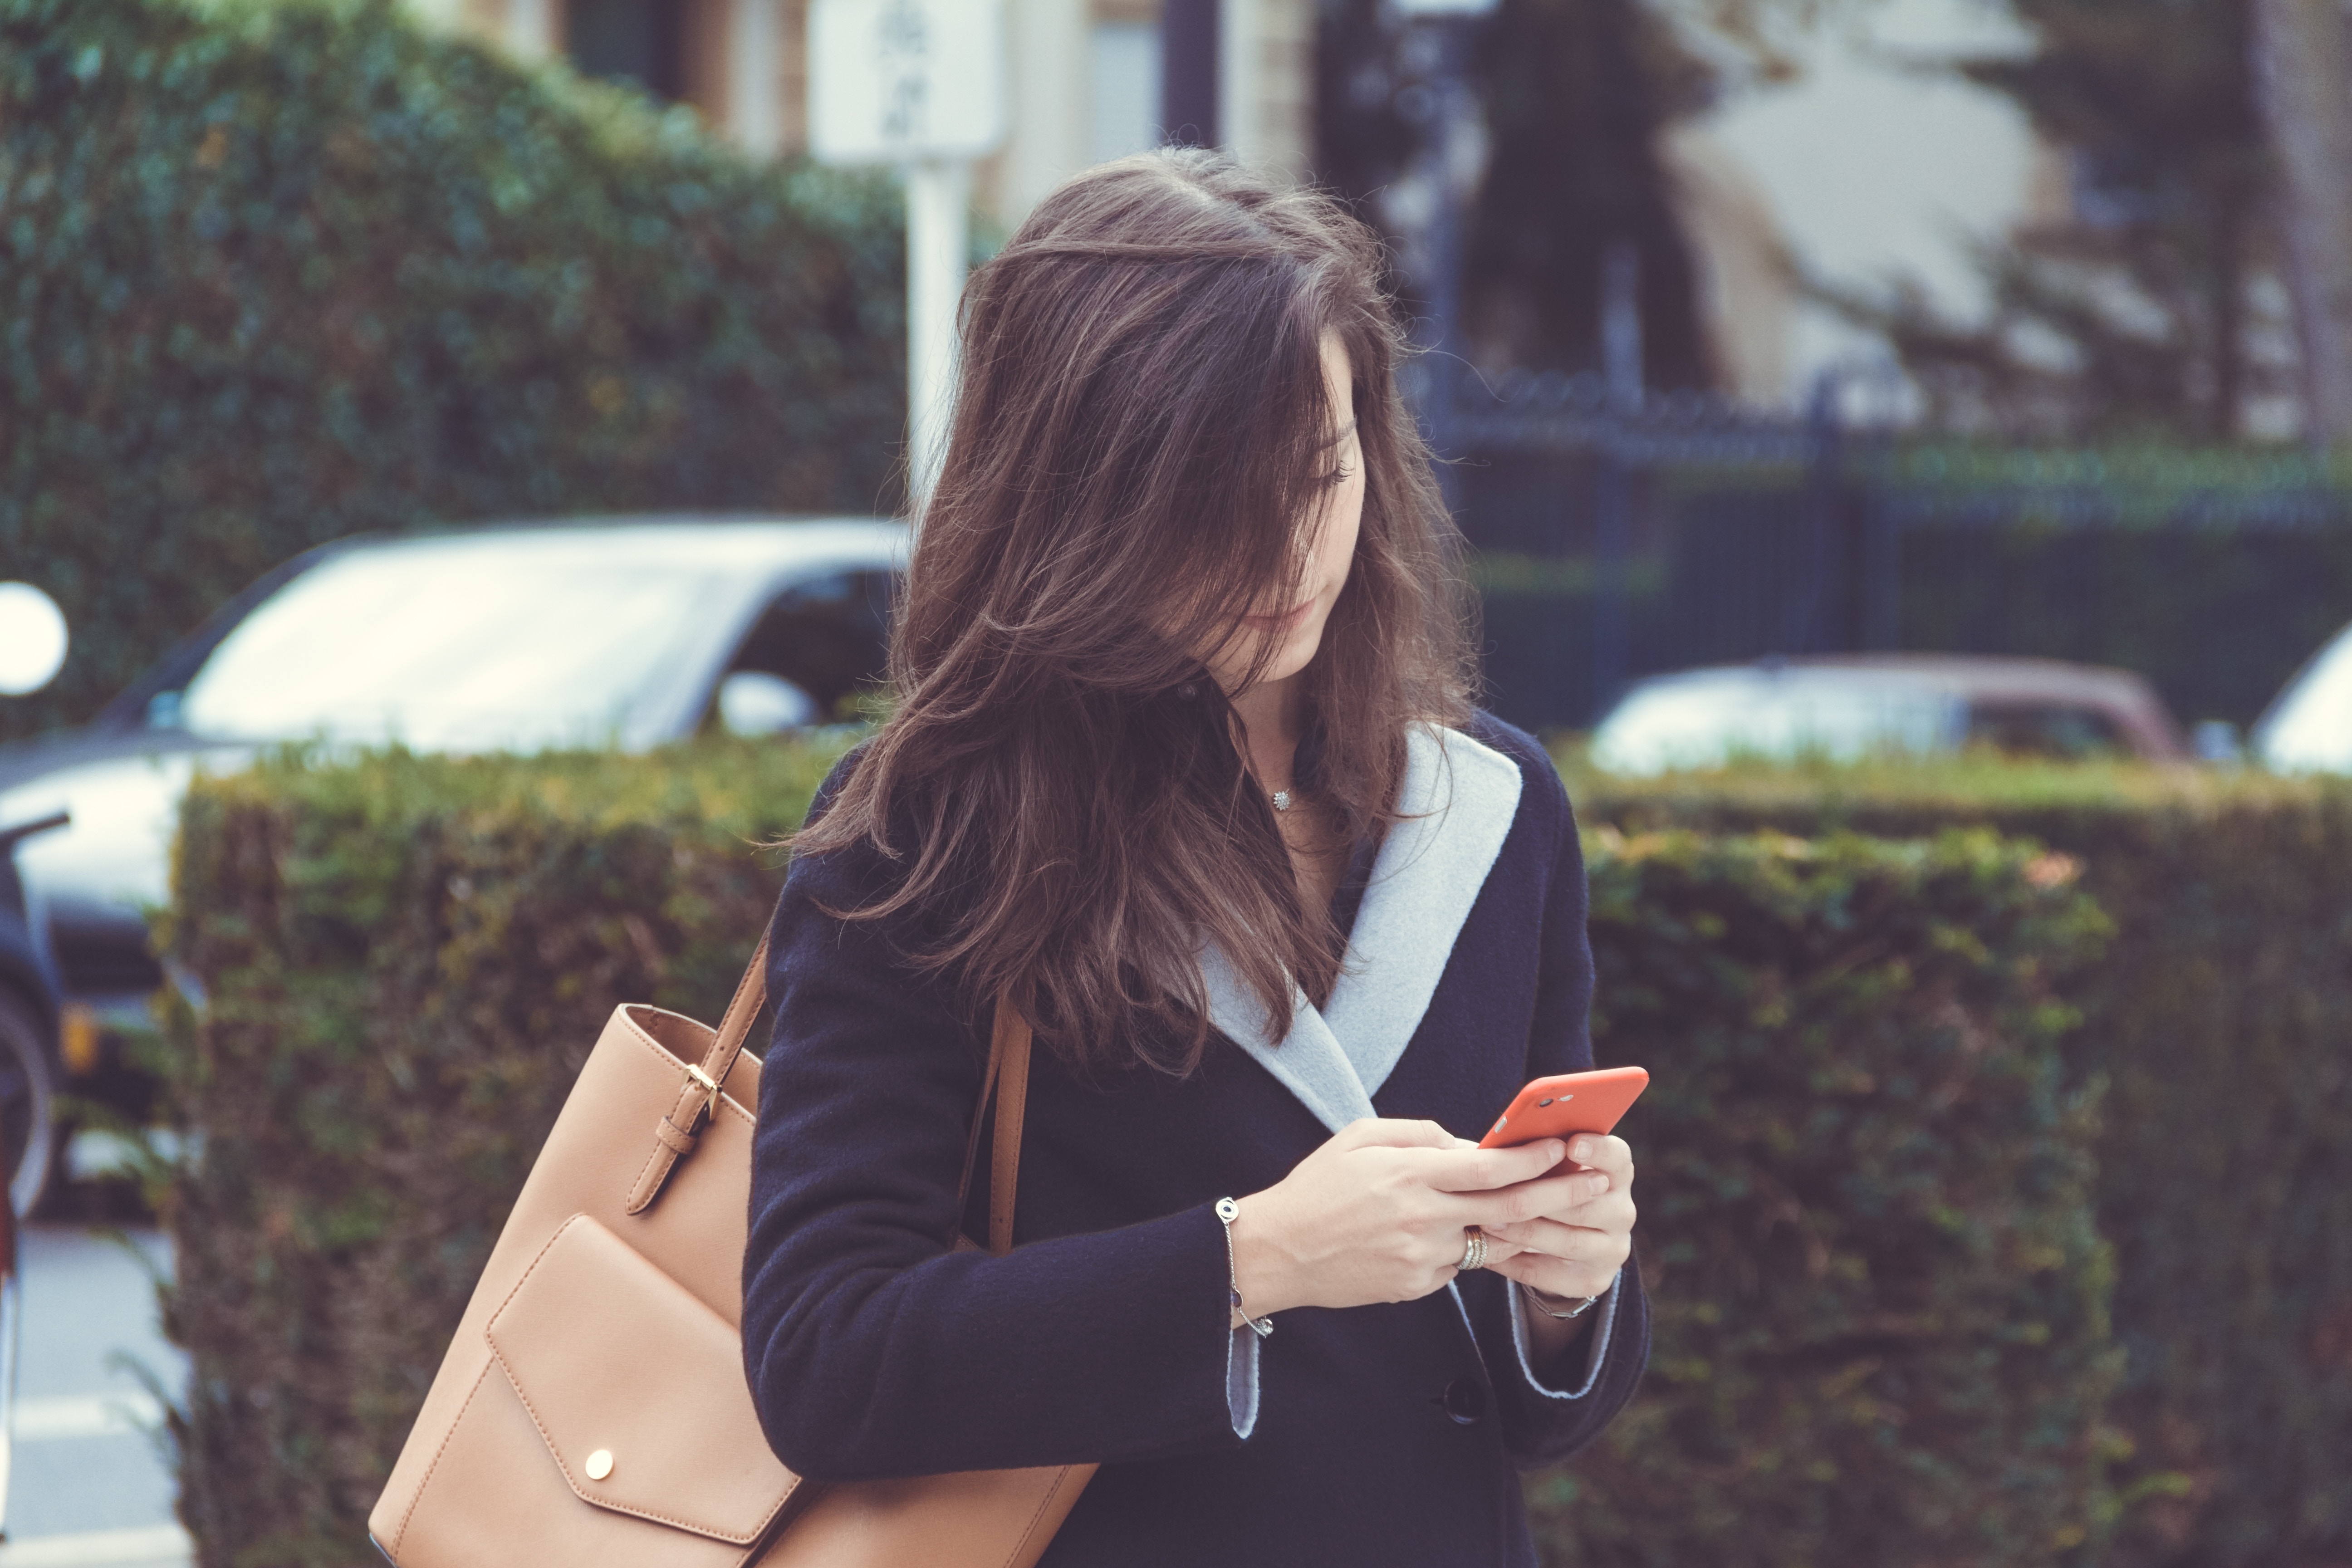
(568, 0, 689, 100)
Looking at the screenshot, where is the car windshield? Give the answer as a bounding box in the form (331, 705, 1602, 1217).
(2256, 625, 2352, 773)
(177, 542, 723, 752)
(1590, 670, 1964, 775)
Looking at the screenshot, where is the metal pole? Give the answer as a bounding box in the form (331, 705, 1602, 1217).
(1387, 15, 1488, 459)
(1591, 239, 1641, 720)
(1863, 490, 1901, 650)
(1160, 0, 1220, 145)
(1784, 369, 1841, 653)
(904, 156, 969, 509)
(1592, 457, 1632, 721)
(1602, 240, 1642, 417)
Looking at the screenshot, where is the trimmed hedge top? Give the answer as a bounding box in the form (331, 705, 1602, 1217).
(1560, 747, 2351, 818)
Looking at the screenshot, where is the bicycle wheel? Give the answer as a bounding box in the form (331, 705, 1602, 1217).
(0, 991, 54, 1218)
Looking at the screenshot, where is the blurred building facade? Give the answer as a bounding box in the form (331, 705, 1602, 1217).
(397, 0, 2098, 421)
(1671, 0, 2056, 416)
(401, 0, 1311, 231)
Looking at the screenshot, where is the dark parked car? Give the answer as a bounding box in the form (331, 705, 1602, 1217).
(0, 517, 906, 1142)
(0, 813, 65, 1216)
(1589, 654, 2190, 775)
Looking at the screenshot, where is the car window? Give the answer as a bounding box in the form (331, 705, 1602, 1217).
(177, 545, 721, 752)
(1964, 702, 2127, 760)
(721, 571, 893, 723)
(1591, 672, 1963, 775)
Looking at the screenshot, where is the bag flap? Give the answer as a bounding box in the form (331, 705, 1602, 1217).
(486, 1215, 799, 1546)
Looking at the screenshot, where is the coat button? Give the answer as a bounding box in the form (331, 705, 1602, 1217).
(1441, 1378, 1486, 1425)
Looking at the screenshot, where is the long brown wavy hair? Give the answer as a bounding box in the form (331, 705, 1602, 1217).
(795, 148, 1475, 1074)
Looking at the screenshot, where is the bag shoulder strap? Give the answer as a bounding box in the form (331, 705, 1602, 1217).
(625, 930, 1035, 1259)
(625, 929, 774, 1214)
(954, 1000, 1034, 1257)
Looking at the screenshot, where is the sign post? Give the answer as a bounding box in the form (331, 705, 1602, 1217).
(810, 0, 1009, 503)
(1385, 0, 1498, 453)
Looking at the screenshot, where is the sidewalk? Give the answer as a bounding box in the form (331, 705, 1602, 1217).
(1, 1227, 189, 1568)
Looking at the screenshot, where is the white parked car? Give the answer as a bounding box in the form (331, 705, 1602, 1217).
(0, 517, 906, 1150)
(2252, 622, 2352, 774)
(1589, 654, 2188, 776)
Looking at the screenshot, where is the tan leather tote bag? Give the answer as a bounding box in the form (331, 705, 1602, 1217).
(369, 933, 1095, 1566)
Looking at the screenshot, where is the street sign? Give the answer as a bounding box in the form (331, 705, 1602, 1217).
(808, 0, 1009, 166)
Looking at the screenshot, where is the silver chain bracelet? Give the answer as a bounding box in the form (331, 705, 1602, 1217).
(1215, 1197, 1274, 1338)
(1524, 1283, 1602, 1320)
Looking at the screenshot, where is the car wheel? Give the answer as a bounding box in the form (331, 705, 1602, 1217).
(0, 990, 55, 1218)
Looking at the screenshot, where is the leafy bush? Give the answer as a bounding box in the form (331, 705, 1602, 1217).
(0, 0, 905, 743)
(1535, 826, 2115, 1568)
(153, 740, 2112, 1566)
(153, 739, 841, 1563)
(1568, 754, 2352, 1568)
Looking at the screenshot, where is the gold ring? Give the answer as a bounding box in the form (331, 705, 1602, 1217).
(1458, 1228, 1487, 1271)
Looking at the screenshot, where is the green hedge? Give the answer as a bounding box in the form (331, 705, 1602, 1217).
(1568, 753, 2352, 1568)
(1537, 825, 2115, 1567)
(0, 0, 905, 743)
(152, 740, 838, 1562)
(152, 740, 2112, 1566)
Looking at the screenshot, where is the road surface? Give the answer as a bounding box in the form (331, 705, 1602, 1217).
(1, 1226, 188, 1567)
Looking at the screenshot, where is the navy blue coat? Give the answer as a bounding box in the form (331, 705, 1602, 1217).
(743, 713, 1648, 1566)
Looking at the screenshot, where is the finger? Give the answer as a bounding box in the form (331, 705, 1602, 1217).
(1421, 1140, 1568, 1194)
(1487, 1250, 1622, 1301)
(1461, 1233, 1536, 1269)
(1451, 1167, 1606, 1228)
(1487, 1189, 1637, 1244)
(1341, 1117, 1463, 1151)
(1480, 1217, 1595, 1258)
(1548, 1166, 1621, 1210)
(1563, 1134, 1634, 1182)
(1481, 1203, 1634, 1259)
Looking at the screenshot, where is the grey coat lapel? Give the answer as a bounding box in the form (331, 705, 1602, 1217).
(1204, 723, 1524, 1129)
(1200, 946, 1372, 1134)
(1324, 724, 1523, 1099)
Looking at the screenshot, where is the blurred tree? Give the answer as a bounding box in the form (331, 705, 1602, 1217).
(1314, 0, 1716, 391)
(0, 0, 905, 744)
(2251, 0, 2352, 443)
(1464, 0, 1717, 387)
(1823, 0, 2284, 441)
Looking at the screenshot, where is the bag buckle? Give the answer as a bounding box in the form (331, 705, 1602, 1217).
(682, 1063, 721, 1126)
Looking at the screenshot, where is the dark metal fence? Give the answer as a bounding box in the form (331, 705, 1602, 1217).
(1435, 368, 2352, 732)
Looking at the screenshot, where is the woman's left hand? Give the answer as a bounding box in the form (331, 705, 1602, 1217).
(1479, 1133, 1636, 1303)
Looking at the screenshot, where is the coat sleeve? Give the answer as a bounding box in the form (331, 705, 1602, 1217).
(1467, 753, 1651, 1467)
(740, 818, 1247, 1483)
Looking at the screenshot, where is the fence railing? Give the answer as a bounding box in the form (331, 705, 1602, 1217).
(1433, 367, 2352, 732)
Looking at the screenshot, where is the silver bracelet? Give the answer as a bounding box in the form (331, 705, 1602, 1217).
(1524, 1283, 1602, 1320)
(1215, 1197, 1274, 1338)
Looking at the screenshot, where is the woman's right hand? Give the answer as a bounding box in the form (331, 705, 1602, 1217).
(1225, 1118, 1584, 1316)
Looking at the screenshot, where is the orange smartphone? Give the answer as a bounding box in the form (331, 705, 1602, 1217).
(1477, 1066, 1650, 1150)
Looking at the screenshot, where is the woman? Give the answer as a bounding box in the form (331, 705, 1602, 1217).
(743, 148, 1646, 1566)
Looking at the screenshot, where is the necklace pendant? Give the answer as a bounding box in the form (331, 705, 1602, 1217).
(1271, 790, 1292, 813)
